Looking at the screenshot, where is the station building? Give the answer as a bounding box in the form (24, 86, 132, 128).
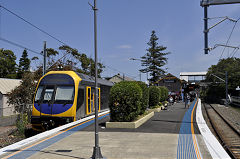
(155, 73, 185, 95)
(0, 78, 21, 117)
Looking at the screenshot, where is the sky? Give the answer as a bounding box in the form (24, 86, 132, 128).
(0, 0, 240, 82)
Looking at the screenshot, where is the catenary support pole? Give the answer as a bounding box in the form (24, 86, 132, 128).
(225, 71, 228, 106)
(91, 0, 104, 158)
(204, 6, 209, 54)
(43, 41, 46, 75)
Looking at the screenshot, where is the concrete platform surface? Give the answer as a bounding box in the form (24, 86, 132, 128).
(0, 101, 214, 159)
(29, 132, 178, 159)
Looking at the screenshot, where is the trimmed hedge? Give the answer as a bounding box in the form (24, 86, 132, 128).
(133, 81, 149, 115)
(159, 86, 168, 102)
(149, 86, 160, 108)
(109, 81, 142, 122)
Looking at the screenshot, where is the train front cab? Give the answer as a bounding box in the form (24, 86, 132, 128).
(31, 71, 113, 131)
(31, 71, 81, 131)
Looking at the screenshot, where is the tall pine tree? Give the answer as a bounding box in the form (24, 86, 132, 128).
(17, 49, 31, 79)
(140, 30, 169, 83)
(0, 49, 17, 78)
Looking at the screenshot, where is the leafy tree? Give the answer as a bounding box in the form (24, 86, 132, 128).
(7, 72, 36, 114)
(88, 58, 105, 77)
(33, 45, 105, 78)
(205, 57, 240, 100)
(140, 30, 170, 83)
(7, 72, 37, 133)
(53, 45, 104, 77)
(79, 53, 90, 73)
(0, 49, 17, 78)
(17, 49, 31, 79)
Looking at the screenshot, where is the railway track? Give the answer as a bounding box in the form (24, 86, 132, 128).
(203, 103, 240, 159)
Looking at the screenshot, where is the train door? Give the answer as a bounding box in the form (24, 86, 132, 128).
(86, 86, 92, 115)
(86, 86, 101, 115)
(91, 88, 95, 113)
(76, 87, 85, 119)
(98, 88, 101, 112)
(91, 88, 101, 112)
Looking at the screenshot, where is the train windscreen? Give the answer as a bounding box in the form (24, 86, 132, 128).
(35, 86, 43, 101)
(34, 74, 75, 104)
(55, 86, 74, 103)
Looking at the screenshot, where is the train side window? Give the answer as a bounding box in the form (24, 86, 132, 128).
(55, 86, 74, 103)
(86, 87, 91, 114)
(77, 89, 84, 110)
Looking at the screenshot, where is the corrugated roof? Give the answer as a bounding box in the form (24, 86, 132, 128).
(0, 78, 21, 95)
(113, 74, 135, 81)
(76, 73, 114, 86)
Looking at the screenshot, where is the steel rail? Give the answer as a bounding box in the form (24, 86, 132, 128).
(209, 104, 240, 136)
(203, 103, 239, 159)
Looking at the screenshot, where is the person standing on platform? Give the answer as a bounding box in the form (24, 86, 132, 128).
(184, 93, 187, 108)
(187, 93, 191, 108)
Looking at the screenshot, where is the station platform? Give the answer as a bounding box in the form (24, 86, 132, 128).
(0, 99, 230, 159)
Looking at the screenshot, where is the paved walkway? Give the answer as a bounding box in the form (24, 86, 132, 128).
(0, 100, 213, 159)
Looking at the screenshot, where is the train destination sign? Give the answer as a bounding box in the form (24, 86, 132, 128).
(201, 0, 240, 6)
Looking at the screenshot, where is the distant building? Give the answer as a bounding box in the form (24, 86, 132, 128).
(105, 73, 135, 83)
(0, 78, 21, 117)
(156, 73, 185, 94)
(180, 72, 207, 83)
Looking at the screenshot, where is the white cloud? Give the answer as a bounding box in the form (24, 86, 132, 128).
(117, 45, 132, 49)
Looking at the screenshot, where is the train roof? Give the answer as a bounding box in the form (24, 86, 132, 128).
(76, 72, 114, 87)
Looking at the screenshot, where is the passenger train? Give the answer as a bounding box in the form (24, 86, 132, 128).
(31, 71, 113, 131)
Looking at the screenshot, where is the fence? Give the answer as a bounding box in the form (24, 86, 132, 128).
(0, 104, 32, 126)
(231, 96, 240, 106)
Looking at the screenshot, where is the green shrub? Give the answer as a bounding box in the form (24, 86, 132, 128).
(133, 81, 149, 114)
(158, 102, 163, 106)
(159, 86, 168, 102)
(149, 86, 160, 108)
(16, 114, 28, 135)
(109, 81, 142, 122)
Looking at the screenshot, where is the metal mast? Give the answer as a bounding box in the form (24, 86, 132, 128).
(91, 0, 104, 158)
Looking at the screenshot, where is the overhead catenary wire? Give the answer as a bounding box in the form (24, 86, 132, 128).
(0, 4, 81, 72)
(0, 36, 42, 55)
(0, 4, 140, 80)
(104, 65, 138, 80)
(230, 45, 240, 57)
(219, 17, 240, 60)
(0, 4, 68, 46)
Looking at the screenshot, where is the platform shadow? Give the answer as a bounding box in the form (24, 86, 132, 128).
(5, 149, 85, 159)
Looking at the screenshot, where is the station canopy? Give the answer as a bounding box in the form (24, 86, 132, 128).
(201, 0, 240, 6)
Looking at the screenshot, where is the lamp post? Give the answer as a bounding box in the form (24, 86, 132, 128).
(90, 0, 104, 158)
(129, 58, 148, 83)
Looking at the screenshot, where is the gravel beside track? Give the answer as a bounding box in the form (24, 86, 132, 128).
(205, 103, 240, 159)
(211, 104, 240, 132)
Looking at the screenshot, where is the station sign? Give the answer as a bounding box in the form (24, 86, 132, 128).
(164, 79, 175, 83)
